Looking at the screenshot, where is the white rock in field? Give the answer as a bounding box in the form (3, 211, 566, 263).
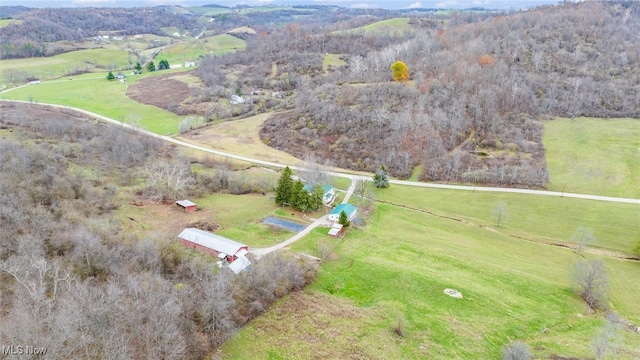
(444, 288, 463, 299)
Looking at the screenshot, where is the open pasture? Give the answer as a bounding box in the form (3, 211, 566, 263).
(179, 112, 306, 166)
(374, 185, 639, 255)
(335, 17, 413, 36)
(543, 117, 640, 199)
(1, 72, 184, 134)
(223, 196, 640, 359)
(1, 48, 133, 83)
(159, 34, 246, 64)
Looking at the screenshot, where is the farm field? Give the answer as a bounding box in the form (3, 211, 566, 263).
(179, 113, 306, 166)
(335, 17, 413, 36)
(374, 185, 639, 255)
(0, 19, 22, 27)
(223, 196, 640, 359)
(158, 34, 246, 64)
(543, 117, 640, 199)
(0, 48, 134, 83)
(0, 70, 185, 134)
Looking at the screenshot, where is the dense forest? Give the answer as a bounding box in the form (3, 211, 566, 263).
(0, 102, 317, 359)
(255, 1, 639, 186)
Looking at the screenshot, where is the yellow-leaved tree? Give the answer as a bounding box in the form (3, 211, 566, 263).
(390, 61, 409, 82)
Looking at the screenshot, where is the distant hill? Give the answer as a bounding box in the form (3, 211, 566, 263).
(0, 5, 30, 19)
(203, 3, 228, 8)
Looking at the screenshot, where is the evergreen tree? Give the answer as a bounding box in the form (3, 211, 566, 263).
(294, 181, 311, 212)
(158, 59, 170, 70)
(338, 210, 350, 227)
(147, 61, 156, 72)
(373, 165, 389, 188)
(106, 71, 115, 80)
(275, 166, 293, 205)
(134, 62, 142, 74)
(310, 185, 324, 210)
(290, 180, 304, 210)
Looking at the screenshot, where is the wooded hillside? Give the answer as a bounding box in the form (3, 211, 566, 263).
(0, 102, 316, 359)
(259, 1, 639, 186)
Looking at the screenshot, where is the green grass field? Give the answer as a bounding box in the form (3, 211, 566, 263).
(0, 48, 134, 83)
(1, 72, 185, 134)
(335, 17, 414, 37)
(374, 186, 639, 255)
(0, 19, 22, 28)
(187, 6, 231, 15)
(322, 53, 346, 74)
(223, 192, 640, 359)
(543, 117, 640, 199)
(158, 34, 246, 65)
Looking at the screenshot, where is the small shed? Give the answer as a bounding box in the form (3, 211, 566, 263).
(177, 228, 248, 262)
(328, 203, 357, 222)
(176, 199, 197, 213)
(228, 256, 251, 274)
(328, 223, 343, 237)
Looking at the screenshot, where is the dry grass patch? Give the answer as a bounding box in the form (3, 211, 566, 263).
(179, 113, 305, 165)
(222, 291, 416, 360)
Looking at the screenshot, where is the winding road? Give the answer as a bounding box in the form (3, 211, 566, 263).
(1, 98, 638, 257)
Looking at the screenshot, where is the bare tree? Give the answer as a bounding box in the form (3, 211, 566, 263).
(300, 154, 330, 188)
(593, 312, 622, 360)
(573, 258, 608, 310)
(145, 158, 195, 201)
(502, 340, 533, 360)
(492, 202, 509, 227)
(571, 225, 596, 255)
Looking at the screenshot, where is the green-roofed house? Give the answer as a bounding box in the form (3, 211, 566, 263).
(303, 184, 336, 205)
(328, 203, 357, 222)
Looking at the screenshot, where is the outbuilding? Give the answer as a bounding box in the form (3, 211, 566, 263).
(177, 228, 248, 262)
(176, 199, 197, 213)
(328, 223, 344, 237)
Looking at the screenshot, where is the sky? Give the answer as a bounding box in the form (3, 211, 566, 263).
(4, 0, 563, 10)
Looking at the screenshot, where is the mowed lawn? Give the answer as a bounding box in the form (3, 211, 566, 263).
(223, 195, 640, 359)
(543, 117, 640, 199)
(1, 73, 184, 134)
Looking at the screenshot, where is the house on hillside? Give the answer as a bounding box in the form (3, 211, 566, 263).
(176, 199, 197, 213)
(177, 228, 248, 262)
(328, 203, 357, 222)
(303, 184, 336, 205)
(230, 94, 245, 104)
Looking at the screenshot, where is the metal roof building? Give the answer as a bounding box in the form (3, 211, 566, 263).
(177, 228, 248, 261)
